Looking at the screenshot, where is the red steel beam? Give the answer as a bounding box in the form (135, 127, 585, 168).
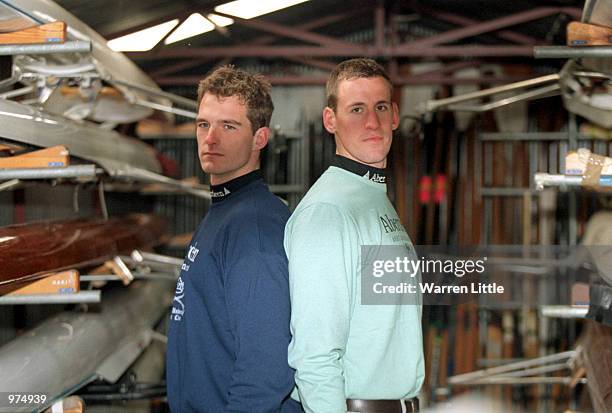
(149, 9, 365, 77)
(131, 45, 533, 59)
(417, 7, 541, 45)
(392, 45, 534, 57)
(401, 7, 562, 48)
(560, 7, 582, 20)
(408, 60, 482, 77)
(248, 8, 370, 45)
(284, 57, 337, 71)
(151, 59, 208, 77)
(105, 7, 197, 39)
(155, 74, 533, 86)
(375, 3, 385, 52)
(214, 11, 359, 50)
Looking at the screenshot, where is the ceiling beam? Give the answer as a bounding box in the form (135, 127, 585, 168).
(149, 9, 365, 77)
(151, 59, 208, 78)
(401, 7, 567, 49)
(375, 3, 385, 52)
(393, 45, 534, 57)
(415, 6, 541, 45)
(131, 45, 534, 59)
(213, 11, 359, 50)
(155, 74, 534, 86)
(408, 60, 482, 77)
(105, 7, 198, 39)
(283, 57, 337, 71)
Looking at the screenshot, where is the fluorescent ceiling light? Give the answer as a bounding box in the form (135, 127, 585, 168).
(207, 13, 234, 27)
(214, 0, 310, 19)
(108, 19, 179, 52)
(164, 13, 234, 45)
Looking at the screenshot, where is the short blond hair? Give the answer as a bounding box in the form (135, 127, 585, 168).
(326, 58, 392, 111)
(197, 65, 274, 132)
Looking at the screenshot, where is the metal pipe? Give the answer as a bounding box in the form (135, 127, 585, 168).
(572, 70, 612, 79)
(456, 377, 583, 385)
(133, 98, 197, 119)
(449, 350, 576, 383)
(534, 173, 582, 190)
(540, 305, 588, 318)
(0, 165, 98, 180)
(485, 255, 580, 267)
(114, 165, 211, 199)
(111, 79, 198, 109)
(534, 46, 612, 59)
(21, 62, 96, 76)
(80, 272, 177, 282)
(494, 362, 569, 378)
(0, 41, 91, 56)
(0, 73, 21, 91)
(448, 84, 560, 112)
(0, 291, 100, 305)
(489, 264, 551, 274)
(0, 85, 35, 99)
(119, 255, 181, 276)
(422, 74, 559, 113)
(131, 250, 183, 267)
(480, 187, 534, 197)
(0, 179, 21, 192)
(479, 132, 594, 141)
(98, 181, 108, 220)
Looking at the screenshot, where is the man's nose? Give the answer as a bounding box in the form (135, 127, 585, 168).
(201, 126, 218, 146)
(365, 109, 381, 130)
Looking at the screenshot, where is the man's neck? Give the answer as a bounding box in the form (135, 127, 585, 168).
(331, 154, 388, 184)
(335, 150, 386, 169)
(210, 163, 259, 186)
(209, 169, 263, 203)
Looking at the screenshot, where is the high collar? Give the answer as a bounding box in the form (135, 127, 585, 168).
(210, 170, 263, 203)
(331, 155, 387, 184)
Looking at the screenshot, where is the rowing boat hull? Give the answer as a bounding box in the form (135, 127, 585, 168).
(0, 279, 175, 411)
(0, 98, 163, 174)
(0, 214, 167, 286)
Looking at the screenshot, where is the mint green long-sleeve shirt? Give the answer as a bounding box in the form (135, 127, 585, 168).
(284, 165, 425, 413)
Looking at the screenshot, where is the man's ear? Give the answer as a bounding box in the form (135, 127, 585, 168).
(322, 107, 337, 134)
(391, 102, 400, 131)
(253, 127, 270, 151)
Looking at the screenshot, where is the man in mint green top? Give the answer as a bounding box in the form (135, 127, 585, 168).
(284, 59, 425, 413)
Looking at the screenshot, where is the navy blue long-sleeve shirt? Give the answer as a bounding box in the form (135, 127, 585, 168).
(167, 170, 302, 413)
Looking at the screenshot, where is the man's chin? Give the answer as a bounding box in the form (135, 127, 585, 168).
(357, 153, 388, 167)
(201, 164, 219, 175)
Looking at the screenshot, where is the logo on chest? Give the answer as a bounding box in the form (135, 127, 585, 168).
(380, 214, 403, 233)
(171, 276, 186, 321)
(181, 244, 200, 272)
(363, 171, 386, 184)
(379, 213, 410, 243)
(188, 245, 199, 262)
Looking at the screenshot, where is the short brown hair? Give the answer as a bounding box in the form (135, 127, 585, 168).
(326, 58, 392, 111)
(197, 65, 274, 132)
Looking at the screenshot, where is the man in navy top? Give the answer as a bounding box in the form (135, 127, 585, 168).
(166, 66, 302, 413)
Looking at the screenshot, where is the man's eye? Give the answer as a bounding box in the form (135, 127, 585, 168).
(376, 104, 389, 111)
(198, 122, 209, 128)
(223, 124, 236, 130)
(351, 107, 363, 113)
